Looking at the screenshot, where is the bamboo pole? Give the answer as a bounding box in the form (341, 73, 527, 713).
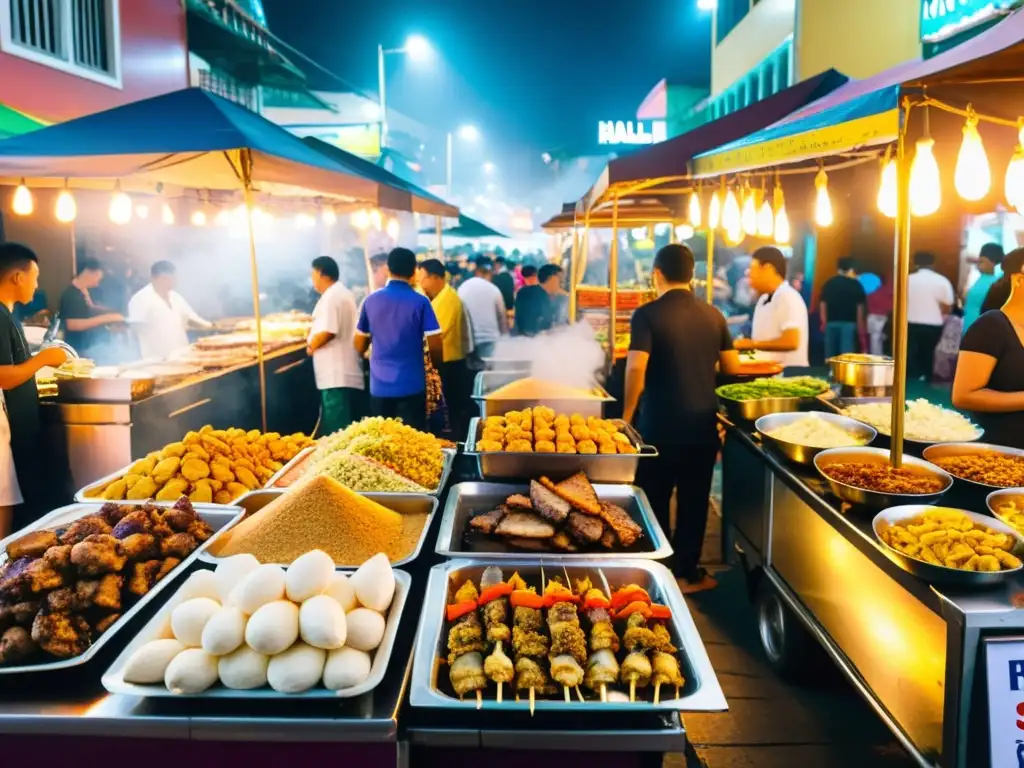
(240, 150, 268, 433)
(889, 104, 913, 467)
(608, 194, 620, 375)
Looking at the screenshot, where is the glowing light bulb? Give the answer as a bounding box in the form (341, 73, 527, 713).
(191, 209, 207, 227)
(774, 205, 790, 245)
(351, 209, 371, 230)
(954, 116, 990, 202)
(369, 209, 383, 230)
(708, 191, 721, 229)
(687, 191, 702, 228)
(757, 199, 774, 237)
(909, 137, 941, 216)
(877, 157, 897, 218)
(722, 188, 741, 234)
(55, 189, 76, 223)
(386, 218, 400, 240)
(135, 204, 149, 220)
(741, 189, 758, 236)
(631, 227, 648, 240)
(675, 223, 695, 241)
(162, 203, 175, 225)
(109, 187, 133, 225)
(321, 208, 337, 226)
(814, 169, 833, 227)
(1006, 129, 1024, 213)
(295, 212, 316, 229)
(12, 181, 33, 216)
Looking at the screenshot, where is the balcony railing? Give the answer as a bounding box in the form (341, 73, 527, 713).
(197, 68, 257, 111)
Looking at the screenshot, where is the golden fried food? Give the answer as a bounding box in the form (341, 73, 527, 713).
(507, 439, 533, 453)
(993, 495, 1024, 534)
(571, 425, 591, 442)
(181, 458, 210, 482)
(482, 428, 505, 443)
(931, 453, 1024, 488)
(879, 508, 1023, 573)
(100, 479, 127, 501)
(154, 478, 189, 501)
(475, 409, 638, 455)
(577, 440, 598, 455)
(617, 443, 638, 455)
(556, 441, 576, 454)
(535, 428, 556, 443)
(535, 440, 556, 453)
(598, 442, 617, 455)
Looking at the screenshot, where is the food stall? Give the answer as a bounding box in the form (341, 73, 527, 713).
(685, 14, 1024, 768)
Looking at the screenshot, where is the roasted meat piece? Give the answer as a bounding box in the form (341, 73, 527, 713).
(0, 600, 42, 629)
(551, 531, 579, 552)
(6, 530, 57, 560)
(31, 611, 90, 658)
(599, 529, 617, 549)
(504, 494, 533, 511)
(513, 605, 543, 632)
(187, 518, 214, 543)
(469, 506, 507, 535)
(597, 502, 643, 548)
(447, 613, 485, 664)
(529, 480, 570, 524)
(45, 588, 79, 613)
(154, 504, 195, 533)
(449, 651, 486, 696)
(484, 641, 514, 683)
(549, 622, 587, 664)
(584, 649, 619, 691)
(589, 619, 620, 653)
(544, 473, 601, 515)
(111, 510, 152, 539)
(0, 558, 64, 599)
(156, 557, 181, 582)
(43, 545, 73, 572)
(620, 650, 652, 688)
(651, 624, 676, 654)
(93, 613, 121, 636)
(493, 512, 555, 539)
(127, 560, 161, 597)
(119, 533, 158, 561)
(549, 653, 584, 687)
(652, 651, 684, 689)
(59, 516, 112, 545)
(76, 574, 123, 611)
(514, 656, 557, 695)
(98, 502, 131, 526)
(567, 512, 604, 544)
(71, 535, 126, 576)
(0, 626, 37, 665)
(511, 627, 549, 658)
(160, 533, 197, 559)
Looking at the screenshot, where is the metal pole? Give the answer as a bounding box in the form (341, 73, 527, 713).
(446, 132, 453, 198)
(361, 227, 373, 293)
(377, 44, 388, 149)
(568, 220, 580, 324)
(705, 227, 715, 304)
(240, 150, 268, 433)
(669, 220, 677, 244)
(890, 107, 913, 467)
(435, 215, 443, 259)
(608, 195, 620, 375)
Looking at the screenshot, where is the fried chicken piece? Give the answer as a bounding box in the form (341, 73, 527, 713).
(43, 545, 73, 572)
(652, 651, 684, 688)
(0, 599, 42, 630)
(76, 574, 123, 611)
(71, 535, 126, 576)
(160, 533, 197, 559)
(447, 613, 485, 663)
(0, 558, 66, 600)
(127, 560, 161, 597)
(513, 605, 543, 632)
(186, 518, 214, 543)
(511, 627, 549, 658)
(0, 626, 37, 665)
(0, 558, 34, 600)
(119, 533, 158, 561)
(93, 613, 121, 636)
(31, 611, 90, 658)
(59, 516, 113, 545)
(46, 588, 78, 613)
(6, 530, 57, 560)
(111, 510, 152, 539)
(549, 622, 587, 664)
(651, 624, 677, 653)
(156, 557, 181, 582)
(154, 504, 195, 533)
(98, 502, 131, 526)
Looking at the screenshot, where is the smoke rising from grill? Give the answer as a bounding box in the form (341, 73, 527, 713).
(489, 322, 605, 390)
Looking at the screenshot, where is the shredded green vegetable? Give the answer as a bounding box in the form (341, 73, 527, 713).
(716, 376, 830, 402)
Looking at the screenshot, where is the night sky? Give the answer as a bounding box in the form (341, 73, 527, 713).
(262, 0, 711, 156)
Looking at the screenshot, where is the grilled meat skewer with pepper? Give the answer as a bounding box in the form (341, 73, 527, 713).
(479, 566, 514, 701)
(445, 579, 487, 702)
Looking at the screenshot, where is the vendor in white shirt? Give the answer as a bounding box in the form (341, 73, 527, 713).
(307, 256, 365, 436)
(734, 246, 809, 368)
(127, 261, 212, 360)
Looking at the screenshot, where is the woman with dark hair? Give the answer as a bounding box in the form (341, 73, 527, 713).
(952, 248, 1024, 448)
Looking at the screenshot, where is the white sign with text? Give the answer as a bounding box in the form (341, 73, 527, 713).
(598, 120, 667, 146)
(986, 637, 1024, 768)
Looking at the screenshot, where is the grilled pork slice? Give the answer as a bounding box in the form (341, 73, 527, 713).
(529, 480, 571, 524)
(567, 512, 604, 544)
(543, 472, 602, 515)
(599, 528, 617, 549)
(504, 494, 533, 511)
(597, 502, 643, 547)
(494, 512, 556, 539)
(469, 506, 508, 535)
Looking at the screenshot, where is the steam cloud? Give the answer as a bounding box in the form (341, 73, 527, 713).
(490, 322, 606, 389)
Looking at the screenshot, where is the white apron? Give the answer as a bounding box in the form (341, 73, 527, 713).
(0, 391, 23, 506)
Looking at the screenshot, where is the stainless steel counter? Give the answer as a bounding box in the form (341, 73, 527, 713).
(720, 419, 1024, 768)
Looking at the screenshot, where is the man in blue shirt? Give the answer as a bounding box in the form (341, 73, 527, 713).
(355, 247, 442, 432)
(963, 242, 1003, 333)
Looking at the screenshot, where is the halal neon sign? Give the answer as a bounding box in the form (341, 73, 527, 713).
(920, 0, 1020, 42)
(598, 120, 667, 146)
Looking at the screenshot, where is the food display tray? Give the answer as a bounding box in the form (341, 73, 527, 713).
(754, 411, 878, 467)
(197, 489, 439, 568)
(435, 482, 672, 560)
(410, 558, 727, 712)
(872, 505, 1024, 586)
(472, 371, 614, 419)
(812, 446, 952, 509)
(0, 501, 243, 674)
(817, 396, 985, 445)
(102, 568, 410, 699)
(265, 447, 457, 498)
(464, 418, 656, 484)
(718, 395, 816, 423)
(55, 375, 155, 403)
(921, 442, 1024, 491)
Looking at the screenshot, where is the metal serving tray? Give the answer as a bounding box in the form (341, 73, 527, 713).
(102, 568, 409, 699)
(56, 375, 155, 403)
(813, 446, 952, 509)
(872, 505, 1024, 586)
(818, 396, 984, 445)
(921, 442, 1024, 491)
(410, 558, 727, 712)
(198, 489, 439, 568)
(266, 447, 456, 498)
(0, 501, 243, 674)
(754, 411, 878, 467)
(464, 417, 656, 484)
(718, 395, 809, 423)
(472, 371, 614, 419)
(435, 482, 672, 560)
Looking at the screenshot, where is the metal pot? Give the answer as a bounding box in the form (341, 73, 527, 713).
(827, 355, 894, 389)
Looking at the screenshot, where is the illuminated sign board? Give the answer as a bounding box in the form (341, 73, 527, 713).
(303, 123, 381, 158)
(920, 0, 1020, 42)
(598, 120, 667, 146)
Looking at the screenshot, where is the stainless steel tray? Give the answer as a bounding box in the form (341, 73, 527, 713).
(718, 395, 811, 423)
(473, 371, 614, 419)
(921, 442, 1024, 491)
(872, 505, 1024, 586)
(410, 558, 727, 712)
(813, 446, 952, 509)
(267, 447, 456, 498)
(481, 357, 532, 373)
(754, 411, 878, 466)
(0, 501, 243, 674)
(465, 417, 655, 484)
(198, 489, 438, 568)
(818, 396, 984, 445)
(102, 569, 410, 698)
(56, 376, 155, 403)
(435, 482, 672, 560)
(988, 488, 1024, 529)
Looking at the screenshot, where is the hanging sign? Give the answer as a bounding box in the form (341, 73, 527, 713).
(920, 0, 1020, 42)
(597, 120, 667, 146)
(985, 637, 1024, 768)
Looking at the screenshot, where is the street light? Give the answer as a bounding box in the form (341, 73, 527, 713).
(482, 161, 496, 175)
(696, 0, 716, 9)
(446, 124, 480, 197)
(377, 35, 433, 148)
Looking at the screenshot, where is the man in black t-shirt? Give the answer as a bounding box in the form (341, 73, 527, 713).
(58, 257, 124, 358)
(514, 265, 552, 336)
(819, 256, 867, 358)
(623, 244, 741, 594)
(492, 256, 515, 312)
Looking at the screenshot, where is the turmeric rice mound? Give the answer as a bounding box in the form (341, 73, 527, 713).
(485, 377, 601, 401)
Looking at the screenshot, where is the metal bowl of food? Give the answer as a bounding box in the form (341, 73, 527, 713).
(872, 504, 1024, 586)
(921, 443, 1024, 491)
(716, 377, 830, 423)
(987, 488, 1024, 535)
(813, 446, 953, 509)
(827, 354, 894, 389)
(720, 396, 805, 423)
(755, 412, 877, 466)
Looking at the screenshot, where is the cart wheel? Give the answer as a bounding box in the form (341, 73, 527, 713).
(756, 579, 813, 681)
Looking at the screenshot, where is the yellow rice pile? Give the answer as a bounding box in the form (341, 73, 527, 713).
(485, 377, 600, 400)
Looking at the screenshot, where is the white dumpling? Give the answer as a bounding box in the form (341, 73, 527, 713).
(323, 646, 372, 691)
(201, 606, 247, 656)
(349, 553, 395, 612)
(123, 638, 186, 684)
(285, 549, 335, 603)
(164, 648, 219, 694)
(214, 554, 261, 603)
(345, 607, 386, 652)
(324, 572, 357, 612)
(218, 645, 269, 690)
(171, 597, 221, 647)
(266, 642, 326, 694)
(177, 570, 221, 602)
(230, 564, 286, 615)
(245, 600, 299, 656)
(299, 595, 347, 650)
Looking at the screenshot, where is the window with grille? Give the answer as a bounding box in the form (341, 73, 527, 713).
(1, 0, 120, 86)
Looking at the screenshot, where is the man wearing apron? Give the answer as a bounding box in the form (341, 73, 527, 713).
(0, 243, 68, 532)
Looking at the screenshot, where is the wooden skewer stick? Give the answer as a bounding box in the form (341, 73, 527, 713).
(575, 685, 585, 703)
(629, 675, 637, 703)
(497, 682, 503, 703)
(675, 685, 680, 700)
(600, 683, 607, 703)
(529, 686, 536, 716)
(476, 689, 483, 710)
(654, 681, 661, 705)
(564, 686, 570, 702)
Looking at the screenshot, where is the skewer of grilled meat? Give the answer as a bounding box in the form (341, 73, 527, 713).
(620, 611, 654, 701)
(446, 579, 486, 703)
(509, 573, 556, 712)
(480, 566, 514, 702)
(543, 580, 586, 700)
(574, 576, 620, 702)
(651, 651, 685, 703)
